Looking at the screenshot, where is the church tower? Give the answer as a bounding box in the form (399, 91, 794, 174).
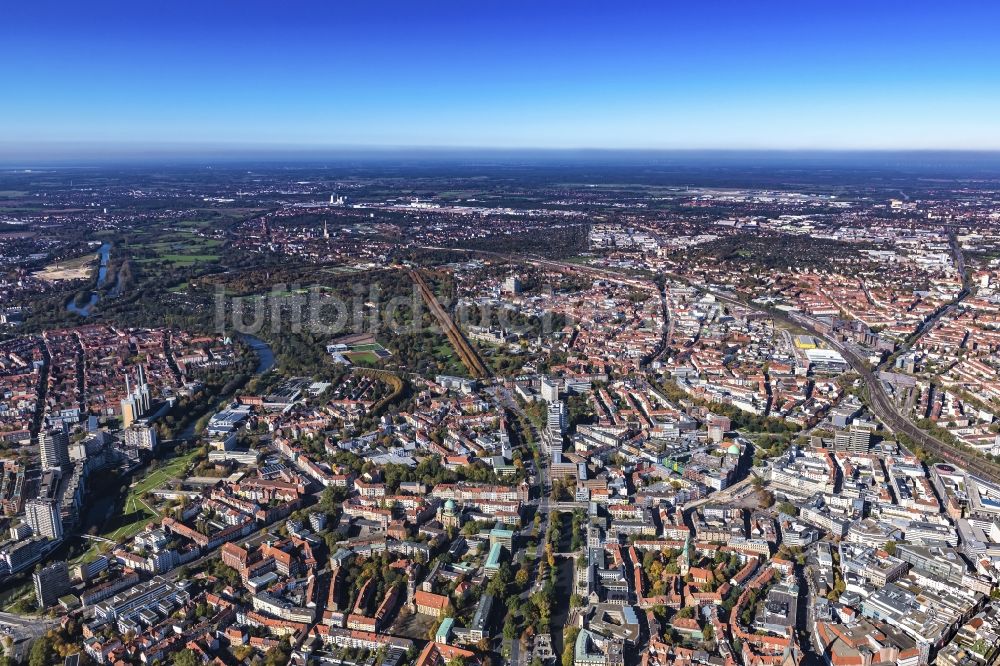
(679, 531, 691, 577)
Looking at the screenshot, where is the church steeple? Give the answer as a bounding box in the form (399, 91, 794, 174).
(679, 531, 691, 576)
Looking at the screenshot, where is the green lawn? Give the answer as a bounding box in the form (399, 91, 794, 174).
(136, 254, 220, 265)
(346, 350, 381, 364)
(70, 542, 104, 566)
(127, 233, 224, 268)
(433, 343, 455, 359)
(132, 449, 199, 496)
(100, 448, 200, 542)
(104, 497, 157, 542)
(149, 235, 222, 249)
(160, 253, 221, 263)
(430, 342, 468, 375)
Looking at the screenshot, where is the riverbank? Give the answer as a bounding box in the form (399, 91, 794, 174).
(66, 241, 111, 317)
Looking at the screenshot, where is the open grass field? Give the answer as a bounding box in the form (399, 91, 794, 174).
(322, 266, 363, 276)
(430, 341, 469, 375)
(128, 229, 225, 267)
(158, 236, 223, 250)
(267, 285, 336, 297)
(132, 448, 199, 497)
(88, 448, 201, 545)
(135, 253, 221, 266)
(176, 218, 224, 229)
(105, 495, 158, 542)
(160, 253, 221, 264)
(345, 350, 381, 364)
(70, 542, 104, 566)
(773, 318, 810, 337)
(342, 341, 392, 365)
(433, 342, 455, 359)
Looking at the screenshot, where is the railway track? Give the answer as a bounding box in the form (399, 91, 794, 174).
(514, 253, 1000, 483)
(408, 268, 491, 379)
(422, 245, 1000, 482)
(785, 311, 1000, 483)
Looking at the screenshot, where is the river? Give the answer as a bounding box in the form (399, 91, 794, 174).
(175, 334, 274, 442)
(66, 241, 112, 317)
(241, 333, 276, 374)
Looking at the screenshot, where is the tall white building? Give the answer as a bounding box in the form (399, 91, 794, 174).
(25, 498, 63, 540)
(502, 275, 522, 295)
(547, 401, 567, 434)
(124, 422, 158, 452)
(39, 428, 69, 471)
(540, 376, 560, 404)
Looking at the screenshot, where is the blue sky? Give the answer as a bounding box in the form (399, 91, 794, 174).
(2, 1, 999, 155)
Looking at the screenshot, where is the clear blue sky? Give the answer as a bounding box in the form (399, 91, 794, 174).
(2, 0, 999, 155)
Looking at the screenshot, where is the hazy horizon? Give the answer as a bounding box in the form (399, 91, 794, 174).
(4, 145, 1000, 172)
